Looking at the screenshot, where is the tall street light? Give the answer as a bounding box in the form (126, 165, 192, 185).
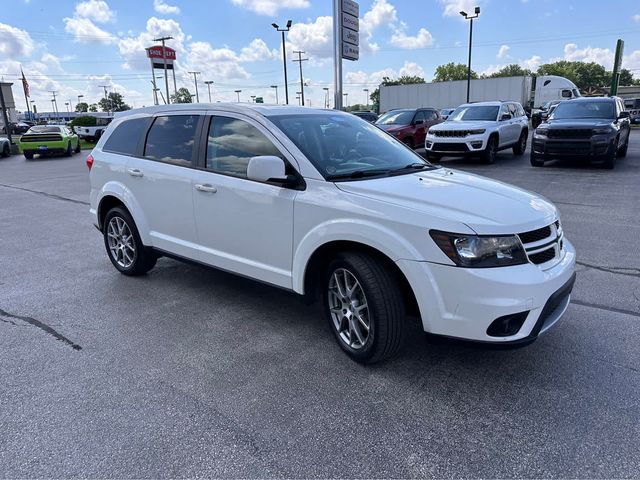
(323, 87, 329, 108)
(270, 85, 279, 104)
(343, 92, 349, 108)
(460, 6, 480, 103)
(251, 95, 256, 103)
(188, 71, 201, 102)
(235, 90, 242, 102)
(363, 88, 369, 109)
(296, 92, 302, 106)
(272, 20, 292, 105)
(204, 80, 214, 102)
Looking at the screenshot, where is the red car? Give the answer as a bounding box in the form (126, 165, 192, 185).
(375, 108, 443, 149)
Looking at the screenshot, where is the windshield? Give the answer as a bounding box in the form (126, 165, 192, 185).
(27, 126, 62, 133)
(551, 101, 614, 119)
(449, 106, 499, 122)
(375, 110, 414, 125)
(269, 113, 435, 181)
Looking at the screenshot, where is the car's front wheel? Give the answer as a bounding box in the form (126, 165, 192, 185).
(1, 142, 9, 158)
(103, 207, 157, 276)
(530, 150, 544, 167)
(481, 136, 498, 164)
(323, 252, 406, 364)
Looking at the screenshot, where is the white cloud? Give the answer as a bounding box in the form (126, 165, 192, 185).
(633, 14, 640, 22)
(438, 0, 482, 18)
(231, 0, 310, 16)
(118, 16, 185, 69)
(63, 17, 115, 44)
(563, 43, 614, 69)
(154, 0, 180, 15)
(520, 55, 541, 71)
(287, 16, 333, 58)
(74, 0, 115, 23)
(497, 44, 510, 59)
(0, 22, 34, 57)
(185, 42, 249, 80)
(390, 27, 433, 49)
(239, 38, 278, 62)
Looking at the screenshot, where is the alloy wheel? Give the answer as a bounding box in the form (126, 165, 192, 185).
(328, 268, 370, 349)
(106, 216, 136, 268)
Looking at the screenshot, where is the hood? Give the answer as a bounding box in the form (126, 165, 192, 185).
(430, 121, 494, 131)
(335, 168, 558, 234)
(545, 118, 612, 128)
(376, 124, 409, 132)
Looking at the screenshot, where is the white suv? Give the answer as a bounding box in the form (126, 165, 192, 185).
(88, 104, 575, 363)
(425, 101, 529, 163)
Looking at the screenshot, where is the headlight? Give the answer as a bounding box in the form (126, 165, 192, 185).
(467, 129, 486, 135)
(592, 127, 613, 135)
(535, 127, 548, 136)
(429, 230, 528, 268)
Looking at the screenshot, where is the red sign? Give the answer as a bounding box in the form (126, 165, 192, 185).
(146, 46, 176, 61)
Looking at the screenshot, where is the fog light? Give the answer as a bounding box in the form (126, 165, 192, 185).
(471, 141, 483, 149)
(426, 141, 433, 148)
(487, 311, 529, 337)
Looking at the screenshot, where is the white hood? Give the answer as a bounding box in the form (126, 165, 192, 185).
(335, 168, 558, 235)
(429, 121, 494, 131)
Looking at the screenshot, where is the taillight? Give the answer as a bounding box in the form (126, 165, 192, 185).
(86, 154, 94, 170)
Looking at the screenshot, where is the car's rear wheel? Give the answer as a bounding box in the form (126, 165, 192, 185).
(24, 151, 34, 160)
(513, 130, 527, 155)
(74, 140, 81, 153)
(1, 143, 9, 158)
(323, 252, 406, 364)
(103, 207, 157, 276)
(64, 141, 72, 157)
(482, 136, 498, 164)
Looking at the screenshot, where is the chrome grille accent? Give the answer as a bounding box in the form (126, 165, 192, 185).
(518, 221, 563, 267)
(432, 130, 474, 138)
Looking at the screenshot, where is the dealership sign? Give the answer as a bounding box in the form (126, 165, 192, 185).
(146, 45, 176, 70)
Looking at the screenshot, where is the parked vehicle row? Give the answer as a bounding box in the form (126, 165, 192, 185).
(18, 125, 81, 159)
(375, 107, 444, 149)
(89, 104, 576, 363)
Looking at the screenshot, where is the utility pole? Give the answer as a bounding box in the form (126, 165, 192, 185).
(204, 80, 214, 102)
(363, 88, 369, 109)
(188, 71, 201, 102)
(272, 21, 292, 105)
(235, 90, 242, 102)
(50, 90, 58, 120)
(99, 85, 109, 113)
(460, 7, 480, 103)
(153, 35, 173, 104)
(292, 50, 308, 107)
(270, 85, 278, 104)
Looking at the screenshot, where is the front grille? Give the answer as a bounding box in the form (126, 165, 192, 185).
(432, 130, 469, 138)
(431, 142, 469, 152)
(547, 129, 592, 139)
(20, 134, 63, 142)
(518, 221, 563, 267)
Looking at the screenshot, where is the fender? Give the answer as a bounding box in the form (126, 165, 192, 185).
(292, 218, 425, 294)
(97, 181, 153, 246)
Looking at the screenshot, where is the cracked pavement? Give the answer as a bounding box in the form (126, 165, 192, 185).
(1, 131, 639, 478)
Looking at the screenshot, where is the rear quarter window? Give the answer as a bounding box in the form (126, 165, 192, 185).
(103, 117, 152, 156)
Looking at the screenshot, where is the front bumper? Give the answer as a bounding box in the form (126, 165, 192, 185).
(425, 134, 487, 154)
(397, 239, 576, 344)
(532, 134, 614, 158)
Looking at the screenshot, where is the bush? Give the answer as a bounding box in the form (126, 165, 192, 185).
(71, 116, 97, 127)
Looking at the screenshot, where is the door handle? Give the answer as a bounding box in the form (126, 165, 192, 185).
(127, 168, 143, 177)
(195, 183, 217, 193)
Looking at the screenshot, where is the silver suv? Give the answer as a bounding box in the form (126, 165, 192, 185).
(425, 101, 529, 164)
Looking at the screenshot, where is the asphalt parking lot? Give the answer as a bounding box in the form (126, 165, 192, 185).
(1, 131, 639, 478)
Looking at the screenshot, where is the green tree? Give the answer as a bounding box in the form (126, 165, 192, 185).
(616, 68, 638, 86)
(98, 92, 131, 112)
(536, 61, 607, 89)
(88, 104, 98, 112)
(70, 115, 97, 127)
(485, 64, 532, 78)
(75, 102, 89, 113)
(370, 75, 426, 107)
(171, 87, 193, 104)
(433, 62, 477, 82)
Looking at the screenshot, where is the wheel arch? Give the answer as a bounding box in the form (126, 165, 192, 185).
(96, 185, 152, 245)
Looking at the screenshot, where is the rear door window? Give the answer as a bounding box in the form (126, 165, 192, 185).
(103, 117, 152, 156)
(144, 115, 199, 167)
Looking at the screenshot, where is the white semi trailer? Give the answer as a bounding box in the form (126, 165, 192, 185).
(379, 75, 580, 113)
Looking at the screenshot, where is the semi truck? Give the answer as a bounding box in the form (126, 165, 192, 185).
(379, 75, 580, 113)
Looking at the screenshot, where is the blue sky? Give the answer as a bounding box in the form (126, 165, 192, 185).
(1, 0, 639, 111)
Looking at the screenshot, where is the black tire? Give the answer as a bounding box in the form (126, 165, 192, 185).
(24, 151, 34, 160)
(513, 130, 527, 155)
(530, 150, 544, 167)
(481, 136, 498, 164)
(1, 143, 9, 158)
(602, 140, 616, 169)
(64, 141, 72, 157)
(617, 137, 628, 158)
(323, 252, 406, 364)
(403, 137, 414, 149)
(74, 139, 81, 153)
(103, 207, 157, 276)
(96, 129, 104, 141)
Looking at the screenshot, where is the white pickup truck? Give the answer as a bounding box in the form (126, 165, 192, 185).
(74, 116, 113, 142)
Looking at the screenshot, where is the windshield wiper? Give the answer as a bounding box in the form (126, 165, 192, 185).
(326, 169, 391, 181)
(389, 162, 435, 174)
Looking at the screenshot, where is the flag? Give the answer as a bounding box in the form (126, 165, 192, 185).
(21, 68, 30, 98)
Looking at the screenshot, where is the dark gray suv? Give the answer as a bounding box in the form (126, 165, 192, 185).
(531, 97, 630, 169)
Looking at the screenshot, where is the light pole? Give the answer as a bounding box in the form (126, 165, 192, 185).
(343, 92, 348, 108)
(460, 6, 480, 103)
(188, 71, 201, 102)
(204, 80, 214, 102)
(77, 94, 84, 111)
(323, 87, 329, 108)
(65, 102, 70, 117)
(272, 20, 292, 105)
(296, 92, 302, 106)
(292, 50, 308, 106)
(235, 90, 242, 102)
(363, 88, 369, 109)
(270, 85, 279, 104)
(30, 100, 37, 119)
(251, 95, 256, 103)
(295, 95, 300, 105)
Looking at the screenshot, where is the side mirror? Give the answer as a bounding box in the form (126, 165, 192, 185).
(500, 113, 512, 121)
(413, 119, 424, 125)
(247, 155, 301, 189)
(618, 111, 630, 119)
